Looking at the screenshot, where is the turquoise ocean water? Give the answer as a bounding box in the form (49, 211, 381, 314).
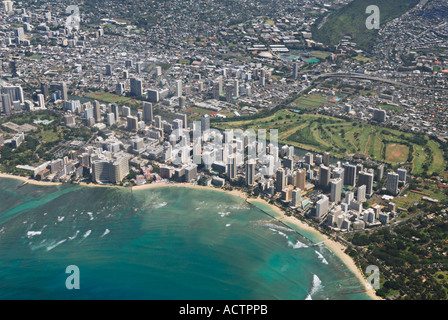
(0, 177, 371, 300)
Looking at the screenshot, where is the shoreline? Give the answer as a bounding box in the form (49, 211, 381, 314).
(0, 174, 379, 300)
(0, 172, 62, 187)
(247, 198, 380, 300)
(131, 182, 249, 199)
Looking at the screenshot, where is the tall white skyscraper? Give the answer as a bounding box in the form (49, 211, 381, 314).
(345, 191, 354, 204)
(122, 106, 131, 117)
(175, 80, 182, 97)
(94, 100, 101, 122)
(357, 185, 366, 202)
(127, 115, 138, 132)
(316, 195, 329, 218)
(92, 153, 131, 184)
(330, 178, 343, 203)
(2, 85, 24, 103)
(386, 172, 400, 195)
(295, 169, 306, 190)
(323, 152, 330, 167)
(106, 113, 115, 126)
(116, 82, 125, 95)
(64, 100, 81, 113)
(37, 94, 45, 109)
(305, 152, 313, 165)
(3, 1, 14, 13)
(292, 63, 298, 79)
(233, 79, 239, 98)
(61, 82, 68, 102)
(14, 27, 24, 42)
(201, 114, 210, 134)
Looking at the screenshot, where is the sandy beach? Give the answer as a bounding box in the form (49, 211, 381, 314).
(247, 197, 380, 300)
(131, 182, 249, 200)
(248, 198, 326, 240)
(0, 172, 62, 187)
(0, 174, 379, 299)
(322, 239, 380, 299)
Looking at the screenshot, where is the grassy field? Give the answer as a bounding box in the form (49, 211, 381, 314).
(187, 107, 215, 121)
(86, 92, 140, 107)
(394, 184, 447, 212)
(353, 55, 372, 63)
(412, 144, 428, 176)
(385, 143, 409, 163)
(294, 94, 328, 110)
(359, 90, 376, 97)
(37, 130, 61, 144)
(428, 140, 445, 175)
(378, 104, 403, 113)
(311, 51, 332, 60)
(214, 109, 445, 177)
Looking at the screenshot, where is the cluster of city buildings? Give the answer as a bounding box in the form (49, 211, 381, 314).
(0, 0, 445, 235)
(0, 0, 323, 122)
(252, 148, 408, 231)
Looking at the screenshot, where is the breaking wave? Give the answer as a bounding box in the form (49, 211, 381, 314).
(288, 239, 308, 249)
(83, 230, 92, 238)
(101, 229, 110, 237)
(315, 251, 329, 264)
(46, 239, 67, 252)
(306, 274, 324, 300)
(264, 223, 294, 233)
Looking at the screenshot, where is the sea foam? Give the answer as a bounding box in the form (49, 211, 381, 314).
(264, 223, 294, 233)
(315, 251, 329, 265)
(83, 230, 92, 238)
(46, 239, 67, 252)
(26, 231, 42, 238)
(288, 240, 309, 249)
(218, 211, 231, 217)
(155, 202, 167, 209)
(269, 228, 289, 239)
(68, 230, 80, 240)
(307, 274, 324, 299)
